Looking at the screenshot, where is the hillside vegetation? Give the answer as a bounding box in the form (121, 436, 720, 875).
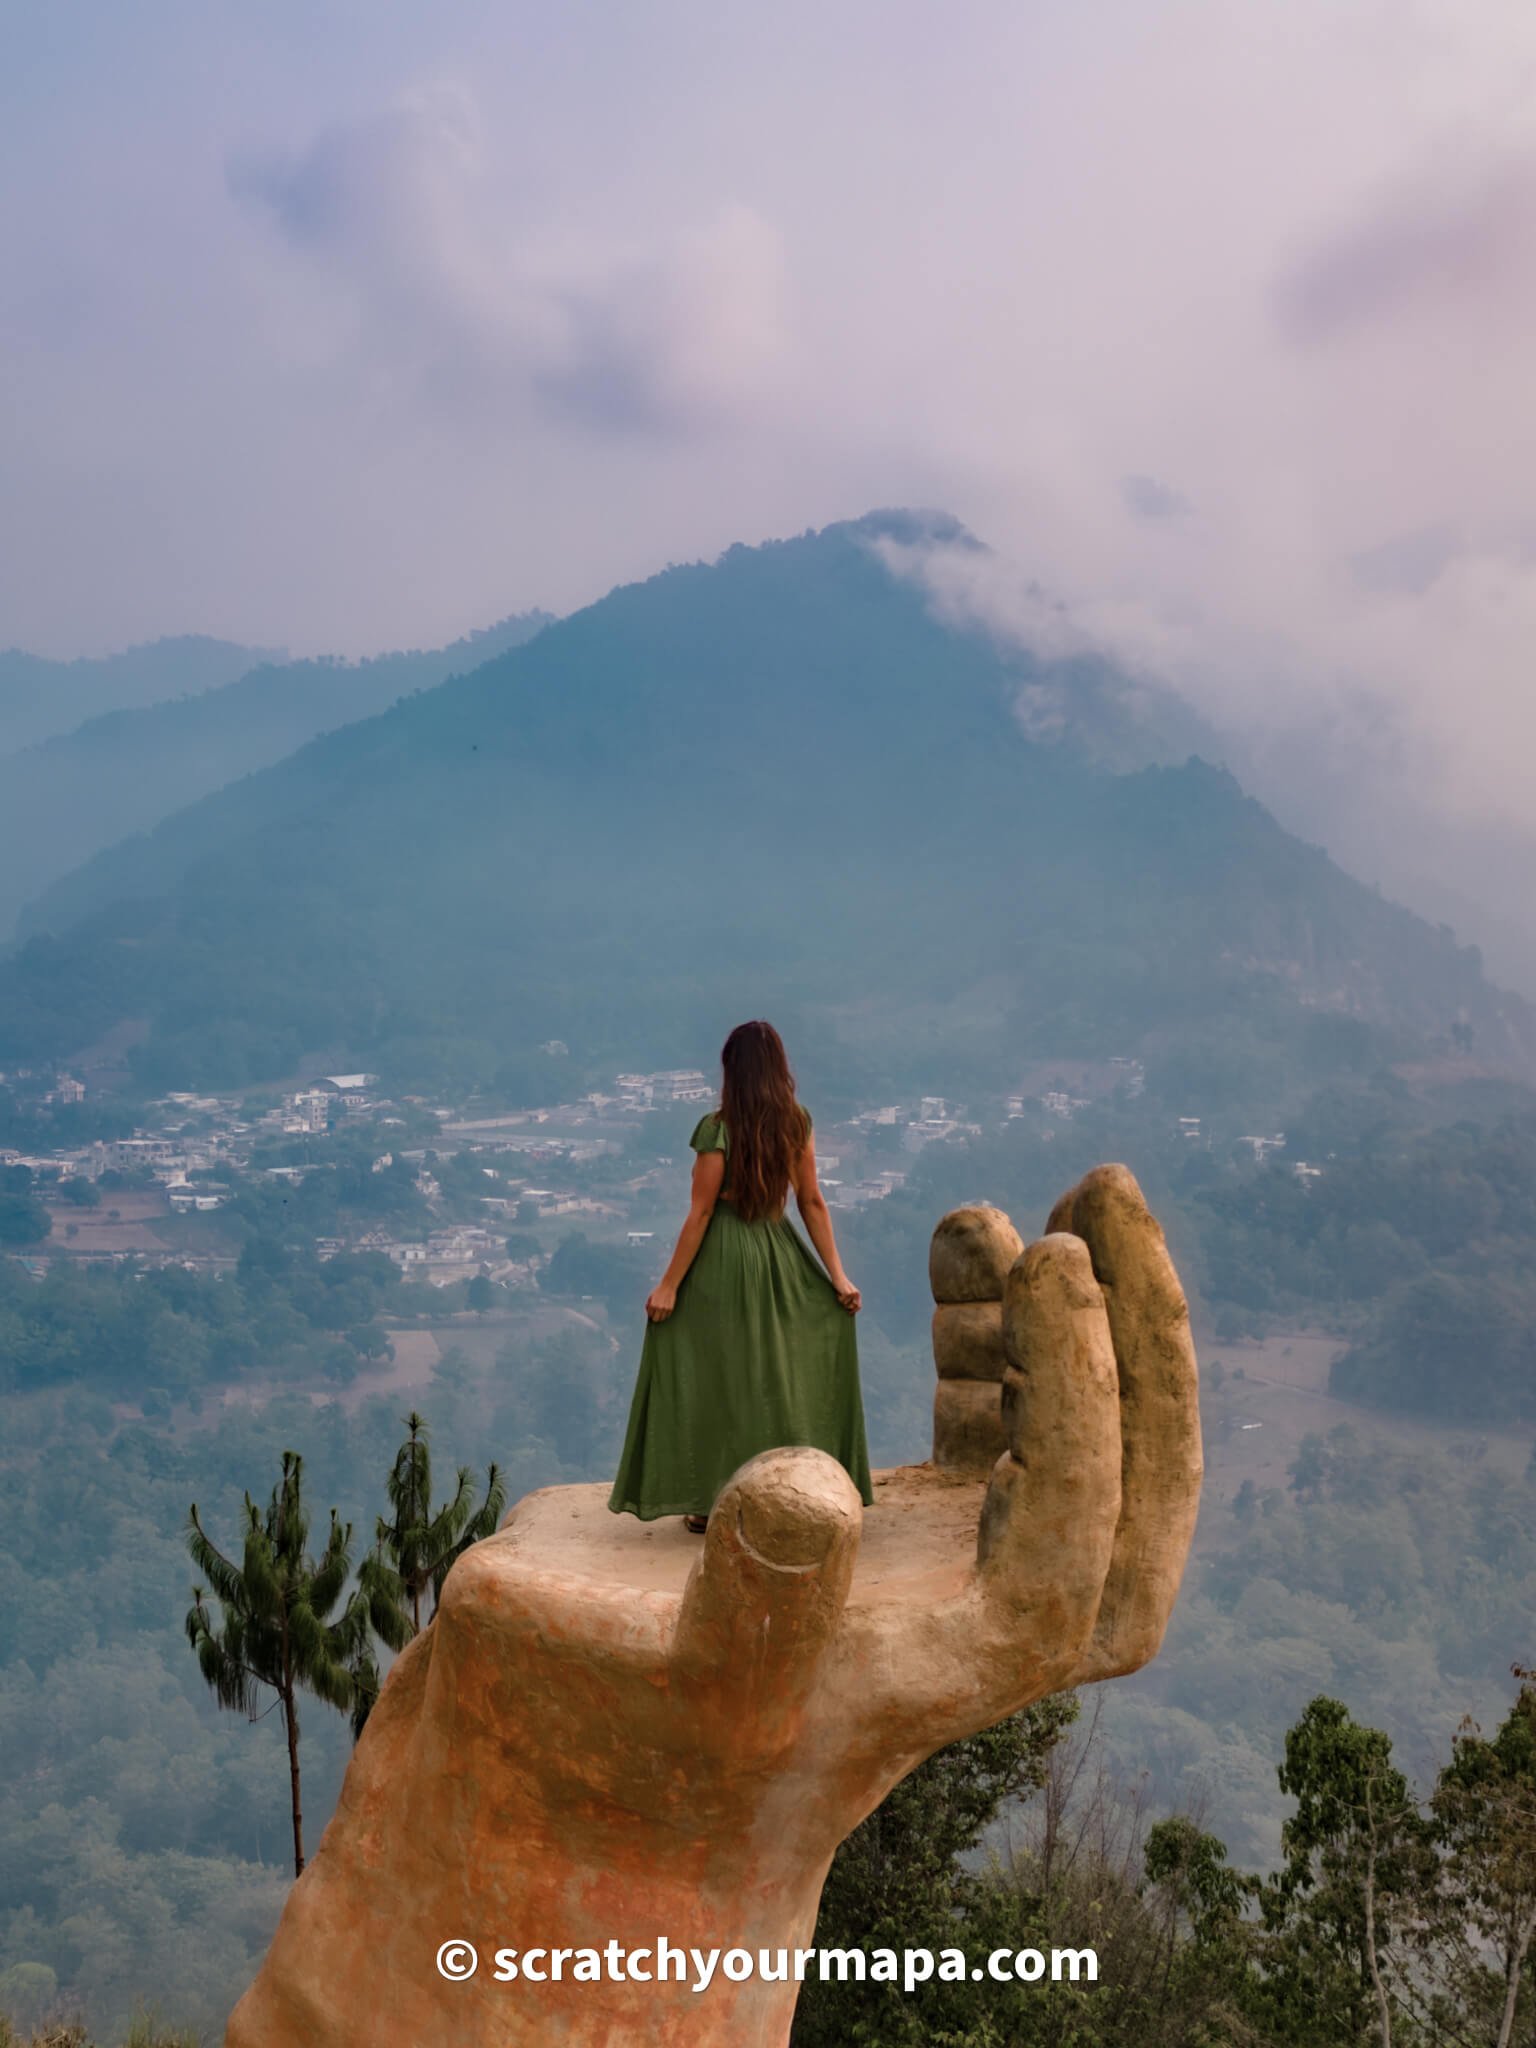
(3, 516, 1527, 1102)
(0, 615, 550, 938)
(0, 639, 279, 756)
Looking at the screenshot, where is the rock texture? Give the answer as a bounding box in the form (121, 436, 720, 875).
(930, 1204, 1021, 1470)
(227, 1164, 1200, 2047)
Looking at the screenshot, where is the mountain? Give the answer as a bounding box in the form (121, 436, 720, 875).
(0, 613, 552, 938)
(0, 635, 283, 756)
(2, 513, 1530, 1101)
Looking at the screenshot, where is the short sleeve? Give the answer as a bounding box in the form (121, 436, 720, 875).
(689, 1112, 727, 1155)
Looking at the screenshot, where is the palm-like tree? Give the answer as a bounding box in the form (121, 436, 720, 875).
(185, 1449, 410, 1876)
(375, 1411, 506, 1633)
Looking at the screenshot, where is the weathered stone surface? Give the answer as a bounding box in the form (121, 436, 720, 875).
(932, 1376, 1006, 1469)
(932, 1300, 1007, 1380)
(227, 1164, 1200, 2048)
(928, 1204, 1025, 1303)
(1046, 1163, 1203, 1679)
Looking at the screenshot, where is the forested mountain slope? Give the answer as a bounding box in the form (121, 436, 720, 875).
(0, 636, 280, 755)
(0, 612, 551, 936)
(3, 514, 1528, 1098)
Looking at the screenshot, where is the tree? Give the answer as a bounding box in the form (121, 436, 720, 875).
(1254, 1696, 1430, 2047)
(1428, 1665, 1536, 2048)
(792, 1695, 1077, 2046)
(466, 1272, 495, 1313)
(1138, 1814, 1256, 2039)
(185, 1451, 405, 1876)
(0, 1193, 49, 1246)
(373, 1411, 506, 1633)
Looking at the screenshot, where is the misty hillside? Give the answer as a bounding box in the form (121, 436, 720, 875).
(0, 612, 552, 937)
(2, 513, 1529, 1098)
(0, 635, 284, 756)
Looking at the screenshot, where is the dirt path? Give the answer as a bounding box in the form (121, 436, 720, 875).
(1195, 1329, 1534, 1515)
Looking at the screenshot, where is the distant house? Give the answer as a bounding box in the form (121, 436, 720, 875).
(293, 1091, 330, 1132)
(1239, 1133, 1287, 1162)
(106, 1137, 186, 1173)
(903, 1118, 960, 1151)
(318, 1074, 377, 1112)
(1039, 1093, 1088, 1121)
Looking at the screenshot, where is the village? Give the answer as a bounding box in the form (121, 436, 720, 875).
(0, 1059, 1033, 1286)
(0, 1047, 1336, 1296)
(0, 1047, 1343, 1294)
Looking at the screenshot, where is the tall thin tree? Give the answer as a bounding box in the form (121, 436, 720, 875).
(375, 1410, 506, 1633)
(1429, 1664, 1536, 2048)
(185, 1449, 407, 1877)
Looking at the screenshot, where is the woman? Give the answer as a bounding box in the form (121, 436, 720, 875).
(608, 1019, 873, 1530)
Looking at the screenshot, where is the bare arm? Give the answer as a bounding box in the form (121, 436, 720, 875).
(646, 1149, 726, 1320)
(793, 1138, 860, 1313)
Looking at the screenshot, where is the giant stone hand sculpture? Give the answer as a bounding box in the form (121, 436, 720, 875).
(227, 1164, 1201, 2046)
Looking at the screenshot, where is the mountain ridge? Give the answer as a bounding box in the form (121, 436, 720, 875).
(0, 634, 286, 757)
(2, 514, 1529, 1101)
(0, 612, 552, 938)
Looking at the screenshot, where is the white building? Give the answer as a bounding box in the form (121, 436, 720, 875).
(1239, 1133, 1287, 1162)
(293, 1091, 330, 1132)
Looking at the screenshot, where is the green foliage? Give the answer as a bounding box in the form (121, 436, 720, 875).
(1195, 1109, 1536, 1418)
(1246, 1698, 1428, 2045)
(793, 1697, 1078, 2046)
(1428, 1670, 1536, 2044)
(544, 1232, 655, 1317)
(0, 2012, 201, 2048)
(0, 1242, 411, 1402)
(370, 1411, 505, 1632)
(185, 1452, 390, 1874)
(0, 1195, 49, 1248)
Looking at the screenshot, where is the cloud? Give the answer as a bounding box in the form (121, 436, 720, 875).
(1275, 150, 1536, 344)
(1348, 525, 1463, 596)
(10, 0, 1536, 989)
(227, 96, 477, 268)
(1121, 474, 1192, 523)
(533, 209, 789, 435)
(226, 96, 788, 436)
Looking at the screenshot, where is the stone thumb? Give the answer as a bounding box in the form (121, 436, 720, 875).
(670, 1447, 862, 1733)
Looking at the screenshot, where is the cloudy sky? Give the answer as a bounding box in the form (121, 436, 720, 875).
(4, 1, 1536, 974)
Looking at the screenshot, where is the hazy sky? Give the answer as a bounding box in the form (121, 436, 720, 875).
(4, 1, 1536, 968)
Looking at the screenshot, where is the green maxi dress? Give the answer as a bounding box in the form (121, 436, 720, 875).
(607, 1107, 874, 1520)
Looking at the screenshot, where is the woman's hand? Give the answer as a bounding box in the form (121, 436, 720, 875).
(832, 1276, 861, 1314)
(646, 1281, 678, 1323)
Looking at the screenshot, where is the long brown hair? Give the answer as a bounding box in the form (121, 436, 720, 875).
(718, 1020, 809, 1223)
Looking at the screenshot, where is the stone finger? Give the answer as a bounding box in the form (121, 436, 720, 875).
(1047, 1163, 1203, 1681)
